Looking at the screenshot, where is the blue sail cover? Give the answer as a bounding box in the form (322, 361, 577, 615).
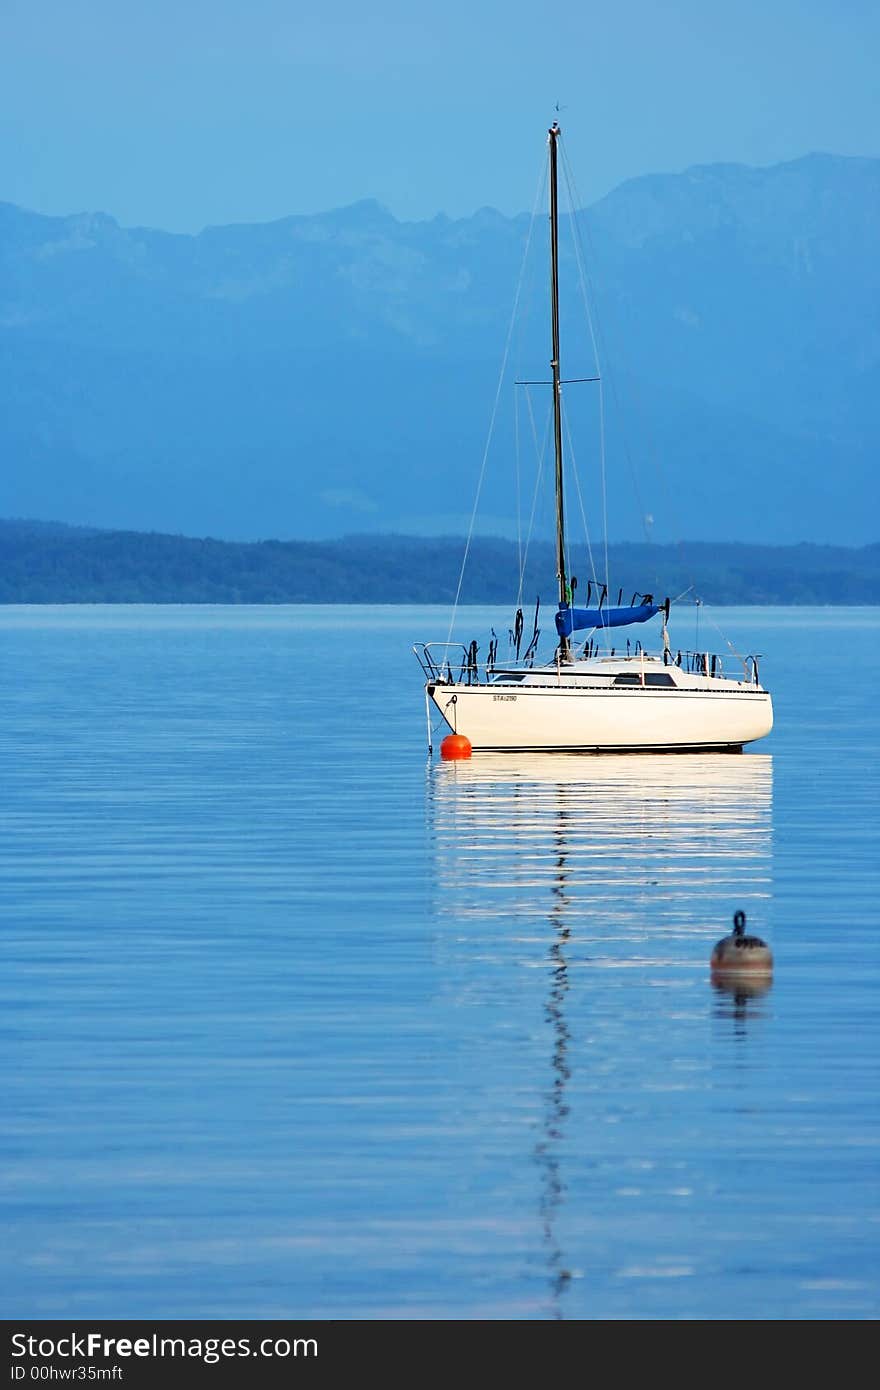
(555, 601, 661, 638)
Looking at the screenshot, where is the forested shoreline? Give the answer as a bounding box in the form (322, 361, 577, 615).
(0, 520, 877, 604)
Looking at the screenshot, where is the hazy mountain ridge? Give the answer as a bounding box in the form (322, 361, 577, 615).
(1, 153, 877, 544)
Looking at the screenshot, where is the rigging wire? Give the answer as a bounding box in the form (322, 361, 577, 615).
(513, 384, 522, 593)
(561, 395, 605, 648)
(559, 140, 653, 548)
(559, 140, 745, 667)
(556, 138, 613, 639)
(445, 154, 547, 653)
(702, 604, 747, 661)
(599, 376, 609, 634)
(518, 389, 553, 611)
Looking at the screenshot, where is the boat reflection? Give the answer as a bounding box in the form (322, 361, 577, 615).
(430, 753, 772, 930)
(428, 752, 773, 1316)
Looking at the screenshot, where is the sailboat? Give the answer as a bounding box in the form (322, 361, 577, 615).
(414, 123, 773, 753)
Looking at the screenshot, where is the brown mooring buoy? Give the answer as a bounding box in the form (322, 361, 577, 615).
(710, 911, 773, 978)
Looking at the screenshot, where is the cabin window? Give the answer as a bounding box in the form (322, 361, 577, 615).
(612, 672, 676, 687)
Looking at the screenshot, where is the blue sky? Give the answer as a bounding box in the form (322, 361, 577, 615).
(2, 0, 878, 230)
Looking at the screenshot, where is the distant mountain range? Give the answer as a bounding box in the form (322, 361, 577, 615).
(1, 518, 876, 605)
(1, 152, 877, 545)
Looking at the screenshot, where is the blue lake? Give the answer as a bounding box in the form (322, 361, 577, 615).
(1, 605, 878, 1319)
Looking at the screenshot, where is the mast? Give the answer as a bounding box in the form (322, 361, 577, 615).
(548, 121, 571, 661)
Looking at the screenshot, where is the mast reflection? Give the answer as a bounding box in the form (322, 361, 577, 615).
(535, 814, 574, 1316)
(428, 753, 773, 1317)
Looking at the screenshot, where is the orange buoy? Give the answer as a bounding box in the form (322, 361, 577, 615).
(710, 910, 773, 977)
(440, 733, 472, 760)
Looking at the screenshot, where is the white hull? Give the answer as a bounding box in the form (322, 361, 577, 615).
(429, 677, 773, 752)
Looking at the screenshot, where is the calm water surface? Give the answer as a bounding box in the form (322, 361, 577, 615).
(1, 605, 877, 1319)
